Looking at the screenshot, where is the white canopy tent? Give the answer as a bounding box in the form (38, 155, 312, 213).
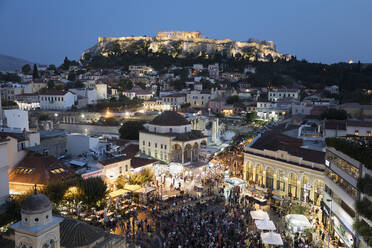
(250, 210, 270, 220)
(255, 219, 276, 231)
(285, 214, 312, 233)
(261, 232, 283, 246)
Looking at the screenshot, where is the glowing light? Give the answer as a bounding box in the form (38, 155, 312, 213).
(54, 113, 58, 117)
(105, 110, 112, 118)
(81, 114, 85, 118)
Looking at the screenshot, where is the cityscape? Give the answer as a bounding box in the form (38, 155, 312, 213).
(0, 1, 372, 248)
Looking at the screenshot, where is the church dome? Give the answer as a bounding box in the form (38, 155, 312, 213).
(150, 111, 190, 126)
(21, 193, 52, 215)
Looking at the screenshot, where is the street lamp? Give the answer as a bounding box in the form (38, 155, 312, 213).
(327, 198, 333, 248)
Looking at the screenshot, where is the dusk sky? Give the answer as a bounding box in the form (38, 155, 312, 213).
(1, 0, 371, 65)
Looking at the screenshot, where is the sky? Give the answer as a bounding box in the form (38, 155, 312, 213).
(1, 0, 371, 65)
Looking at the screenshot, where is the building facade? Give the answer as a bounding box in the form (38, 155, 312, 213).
(39, 91, 76, 110)
(244, 132, 325, 205)
(139, 111, 207, 164)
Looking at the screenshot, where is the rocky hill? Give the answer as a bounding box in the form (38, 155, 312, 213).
(0, 54, 34, 72)
(81, 32, 292, 63)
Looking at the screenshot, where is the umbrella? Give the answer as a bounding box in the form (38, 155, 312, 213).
(261, 232, 283, 246)
(250, 209, 270, 220)
(255, 219, 276, 231)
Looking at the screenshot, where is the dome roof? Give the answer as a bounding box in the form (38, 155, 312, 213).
(21, 193, 52, 215)
(60, 218, 104, 247)
(150, 111, 190, 126)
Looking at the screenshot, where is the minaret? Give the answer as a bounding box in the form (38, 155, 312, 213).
(10, 187, 63, 248)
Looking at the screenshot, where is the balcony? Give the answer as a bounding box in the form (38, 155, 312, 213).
(324, 176, 356, 210)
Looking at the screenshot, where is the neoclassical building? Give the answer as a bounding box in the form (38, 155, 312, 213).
(139, 111, 207, 164)
(244, 131, 326, 205)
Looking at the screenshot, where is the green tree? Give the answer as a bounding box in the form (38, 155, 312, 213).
(119, 121, 145, 140)
(32, 64, 39, 79)
(67, 71, 76, 81)
(21, 64, 32, 74)
(61, 57, 71, 70)
(78, 177, 107, 206)
(47, 64, 57, 71)
(118, 79, 133, 90)
(321, 108, 347, 120)
(226, 95, 240, 104)
(47, 80, 55, 88)
(245, 111, 258, 122)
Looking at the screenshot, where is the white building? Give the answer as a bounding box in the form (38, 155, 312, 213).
(14, 93, 40, 110)
(161, 93, 186, 111)
(129, 65, 154, 77)
(139, 111, 207, 164)
(268, 88, 300, 102)
(346, 120, 372, 137)
(39, 90, 76, 110)
(0, 137, 9, 209)
(96, 82, 108, 100)
(69, 88, 97, 105)
(208, 63, 219, 78)
(4, 109, 29, 131)
(123, 85, 153, 100)
(324, 85, 339, 95)
(187, 89, 217, 108)
(66, 133, 99, 156)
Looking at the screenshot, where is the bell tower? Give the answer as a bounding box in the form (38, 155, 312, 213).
(11, 187, 63, 248)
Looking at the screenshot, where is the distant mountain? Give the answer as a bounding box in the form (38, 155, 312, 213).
(0, 54, 35, 72)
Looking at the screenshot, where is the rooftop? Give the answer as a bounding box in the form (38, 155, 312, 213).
(149, 111, 190, 126)
(9, 156, 77, 185)
(98, 155, 130, 166)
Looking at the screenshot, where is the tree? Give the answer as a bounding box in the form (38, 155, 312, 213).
(78, 177, 107, 206)
(47, 80, 55, 88)
(118, 79, 133, 90)
(321, 108, 347, 120)
(119, 121, 145, 140)
(61, 57, 71, 70)
(47, 64, 57, 71)
(21, 64, 32, 74)
(226, 95, 240, 104)
(245, 112, 258, 122)
(32, 64, 39, 79)
(67, 71, 76, 81)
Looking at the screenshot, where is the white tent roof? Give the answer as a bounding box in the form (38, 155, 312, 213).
(255, 219, 276, 231)
(261, 232, 283, 246)
(285, 214, 311, 229)
(250, 210, 270, 220)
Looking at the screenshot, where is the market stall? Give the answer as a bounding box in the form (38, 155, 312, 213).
(285, 214, 312, 233)
(261, 232, 283, 246)
(255, 219, 276, 231)
(250, 210, 270, 220)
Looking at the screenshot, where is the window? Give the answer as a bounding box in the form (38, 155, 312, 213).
(164, 145, 167, 150)
(154, 127, 157, 132)
(169, 128, 173, 133)
(185, 127, 187, 132)
(354, 130, 359, 136)
(367, 131, 371, 137)
(125, 164, 128, 172)
(161, 144, 163, 149)
(155, 143, 157, 148)
(143, 140, 145, 145)
(119, 166, 122, 174)
(148, 142, 151, 147)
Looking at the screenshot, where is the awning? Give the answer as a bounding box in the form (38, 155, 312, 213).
(109, 189, 129, 198)
(255, 219, 276, 231)
(250, 210, 270, 220)
(261, 232, 283, 246)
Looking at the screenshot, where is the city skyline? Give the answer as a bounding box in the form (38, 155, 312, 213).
(1, 0, 372, 65)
